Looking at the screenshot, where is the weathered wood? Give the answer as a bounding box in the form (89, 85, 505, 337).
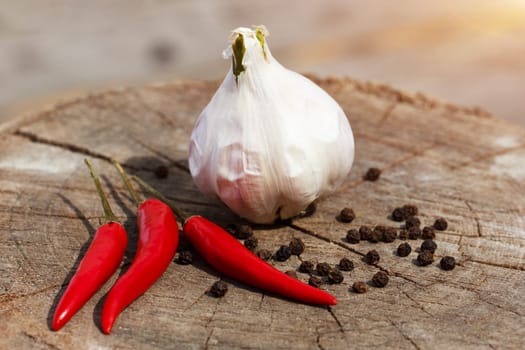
(1, 77, 524, 349)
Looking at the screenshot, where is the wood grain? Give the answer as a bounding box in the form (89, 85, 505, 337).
(1, 77, 524, 349)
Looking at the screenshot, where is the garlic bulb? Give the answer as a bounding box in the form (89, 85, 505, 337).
(188, 26, 355, 224)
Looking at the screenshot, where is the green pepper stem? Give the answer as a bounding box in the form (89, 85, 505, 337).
(84, 158, 118, 223)
(131, 175, 189, 222)
(112, 160, 141, 206)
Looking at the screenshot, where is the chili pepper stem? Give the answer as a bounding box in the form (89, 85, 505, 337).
(84, 159, 118, 223)
(132, 175, 189, 222)
(112, 160, 141, 206)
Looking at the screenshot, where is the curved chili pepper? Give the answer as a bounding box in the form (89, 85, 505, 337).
(132, 176, 337, 306)
(184, 216, 337, 305)
(52, 159, 127, 331)
(101, 164, 179, 334)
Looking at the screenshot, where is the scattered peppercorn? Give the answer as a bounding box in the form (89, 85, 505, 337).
(440, 256, 456, 271)
(417, 251, 434, 266)
(352, 281, 367, 293)
(175, 250, 193, 265)
(316, 262, 332, 276)
(289, 237, 305, 255)
(391, 207, 406, 222)
(338, 258, 354, 272)
(397, 242, 412, 257)
(244, 236, 258, 251)
(298, 260, 315, 274)
(208, 280, 228, 298)
(434, 217, 448, 231)
(420, 239, 437, 254)
(285, 270, 298, 279)
(308, 276, 323, 288)
(256, 249, 272, 261)
(364, 250, 380, 265)
(382, 227, 397, 243)
(359, 226, 373, 241)
(236, 224, 253, 239)
(408, 226, 421, 240)
(154, 165, 169, 179)
(364, 167, 381, 181)
(345, 229, 360, 244)
(339, 207, 356, 223)
(372, 271, 389, 288)
(405, 216, 421, 229)
(328, 269, 344, 284)
(274, 245, 292, 261)
(368, 229, 381, 243)
(402, 204, 418, 217)
(398, 229, 408, 240)
(422, 226, 436, 240)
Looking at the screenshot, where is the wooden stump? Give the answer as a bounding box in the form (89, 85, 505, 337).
(1, 77, 524, 349)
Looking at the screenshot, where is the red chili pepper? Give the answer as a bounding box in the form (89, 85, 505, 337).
(52, 159, 127, 331)
(101, 163, 179, 334)
(133, 176, 337, 306)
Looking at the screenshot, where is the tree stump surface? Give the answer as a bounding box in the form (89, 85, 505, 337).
(1, 77, 524, 349)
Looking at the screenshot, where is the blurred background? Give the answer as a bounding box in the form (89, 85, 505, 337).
(1, 0, 525, 125)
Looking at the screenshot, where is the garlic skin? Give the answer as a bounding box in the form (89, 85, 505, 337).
(189, 26, 354, 224)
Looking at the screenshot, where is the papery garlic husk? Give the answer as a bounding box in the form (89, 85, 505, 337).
(188, 26, 355, 224)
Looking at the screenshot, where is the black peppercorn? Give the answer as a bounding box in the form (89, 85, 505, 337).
(328, 268, 344, 284)
(364, 250, 380, 265)
(382, 227, 397, 243)
(154, 165, 169, 179)
(352, 281, 367, 293)
(397, 242, 412, 257)
(402, 204, 418, 217)
(346, 229, 360, 244)
(359, 226, 373, 241)
(298, 260, 315, 274)
(274, 245, 292, 261)
(408, 226, 421, 240)
(440, 256, 456, 271)
(175, 250, 193, 265)
(417, 251, 434, 266)
(434, 217, 448, 231)
(208, 281, 228, 298)
(422, 226, 436, 240)
(398, 229, 408, 240)
(391, 207, 406, 222)
(364, 167, 381, 181)
(368, 229, 381, 243)
(338, 258, 354, 272)
(244, 236, 258, 251)
(236, 224, 253, 239)
(256, 249, 272, 261)
(316, 262, 332, 276)
(309, 276, 323, 288)
(420, 239, 437, 254)
(372, 271, 389, 288)
(289, 237, 305, 255)
(339, 207, 356, 223)
(405, 216, 421, 229)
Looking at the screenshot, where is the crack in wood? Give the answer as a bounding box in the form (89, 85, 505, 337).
(470, 259, 524, 271)
(0, 284, 59, 306)
(326, 306, 344, 334)
(22, 331, 62, 350)
(388, 318, 421, 350)
(450, 143, 525, 170)
(464, 200, 483, 237)
(14, 129, 114, 162)
(378, 102, 397, 125)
